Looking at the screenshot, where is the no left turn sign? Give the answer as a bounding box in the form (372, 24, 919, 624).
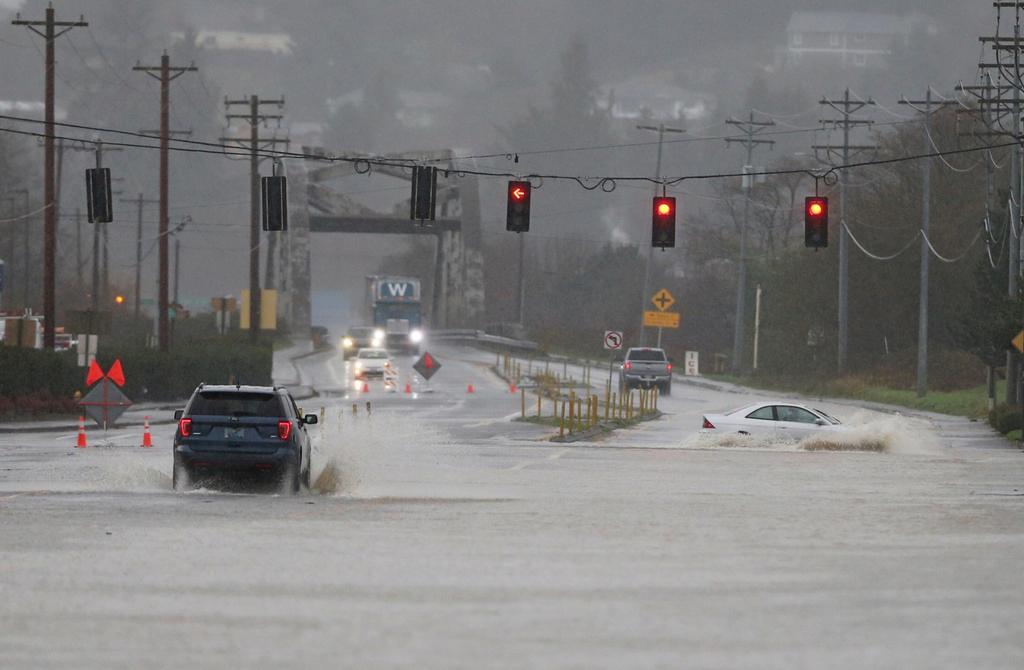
(604, 331, 624, 350)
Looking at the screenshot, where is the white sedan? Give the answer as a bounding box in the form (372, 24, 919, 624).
(701, 402, 846, 441)
(352, 348, 393, 379)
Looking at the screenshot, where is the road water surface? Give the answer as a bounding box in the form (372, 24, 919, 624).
(1, 344, 1022, 669)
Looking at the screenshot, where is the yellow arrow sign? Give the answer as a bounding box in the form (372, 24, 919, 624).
(651, 288, 675, 312)
(643, 311, 680, 329)
(1013, 330, 1024, 354)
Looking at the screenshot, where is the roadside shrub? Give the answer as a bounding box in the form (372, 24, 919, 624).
(0, 391, 79, 421)
(96, 338, 272, 402)
(989, 403, 1024, 435)
(0, 337, 273, 406)
(0, 345, 81, 396)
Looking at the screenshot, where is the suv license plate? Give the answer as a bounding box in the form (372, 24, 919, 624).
(225, 427, 245, 439)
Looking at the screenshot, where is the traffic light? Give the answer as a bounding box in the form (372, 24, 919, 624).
(113, 294, 126, 306)
(804, 196, 829, 248)
(506, 181, 531, 232)
(86, 167, 113, 223)
(651, 196, 676, 248)
(261, 176, 288, 231)
(410, 166, 437, 221)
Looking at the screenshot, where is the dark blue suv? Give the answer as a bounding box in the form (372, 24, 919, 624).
(173, 384, 317, 493)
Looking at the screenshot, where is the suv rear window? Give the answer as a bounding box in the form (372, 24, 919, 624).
(627, 349, 667, 362)
(189, 392, 284, 418)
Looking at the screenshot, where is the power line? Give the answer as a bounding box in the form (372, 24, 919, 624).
(0, 117, 1012, 194)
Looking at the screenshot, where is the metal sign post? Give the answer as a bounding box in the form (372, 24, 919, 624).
(603, 330, 623, 396)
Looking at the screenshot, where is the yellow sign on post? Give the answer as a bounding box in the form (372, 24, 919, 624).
(643, 311, 680, 329)
(651, 288, 675, 312)
(240, 289, 278, 330)
(1013, 330, 1024, 354)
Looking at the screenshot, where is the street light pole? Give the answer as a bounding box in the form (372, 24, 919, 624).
(637, 123, 684, 346)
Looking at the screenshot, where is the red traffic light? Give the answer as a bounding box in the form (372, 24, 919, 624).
(651, 196, 676, 249)
(506, 181, 532, 232)
(804, 196, 829, 249)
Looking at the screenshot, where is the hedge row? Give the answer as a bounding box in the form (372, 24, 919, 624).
(0, 338, 273, 405)
(0, 345, 81, 397)
(97, 340, 273, 402)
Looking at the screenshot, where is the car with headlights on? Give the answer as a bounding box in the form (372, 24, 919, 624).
(172, 384, 316, 493)
(700, 401, 846, 440)
(352, 347, 393, 379)
(341, 325, 384, 359)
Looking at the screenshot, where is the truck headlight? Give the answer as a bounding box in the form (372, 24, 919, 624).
(342, 337, 354, 349)
(409, 329, 423, 344)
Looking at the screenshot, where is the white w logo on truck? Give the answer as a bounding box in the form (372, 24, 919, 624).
(386, 282, 409, 297)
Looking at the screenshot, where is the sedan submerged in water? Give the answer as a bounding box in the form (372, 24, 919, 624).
(701, 402, 846, 441)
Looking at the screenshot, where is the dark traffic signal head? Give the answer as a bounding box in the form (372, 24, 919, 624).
(506, 181, 531, 232)
(651, 196, 676, 249)
(804, 196, 828, 248)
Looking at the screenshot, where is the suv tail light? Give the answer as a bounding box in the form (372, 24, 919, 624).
(178, 418, 193, 437)
(623, 361, 632, 371)
(666, 363, 672, 371)
(277, 420, 292, 440)
(702, 417, 715, 429)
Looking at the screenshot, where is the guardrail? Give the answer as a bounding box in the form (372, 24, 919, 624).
(430, 329, 539, 352)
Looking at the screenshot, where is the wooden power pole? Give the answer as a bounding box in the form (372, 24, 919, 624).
(222, 95, 287, 342)
(12, 5, 87, 349)
(134, 52, 196, 351)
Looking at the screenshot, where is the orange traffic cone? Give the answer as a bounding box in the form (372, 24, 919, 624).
(467, 383, 475, 394)
(76, 416, 88, 448)
(362, 382, 370, 393)
(404, 382, 412, 394)
(141, 416, 153, 448)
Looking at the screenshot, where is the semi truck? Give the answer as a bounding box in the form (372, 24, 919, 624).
(365, 276, 424, 354)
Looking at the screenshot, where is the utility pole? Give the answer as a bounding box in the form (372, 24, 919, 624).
(814, 89, 876, 373)
(517, 232, 526, 325)
(2, 189, 30, 310)
(74, 207, 82, 286)
(12, 6, 87, 348)
(134, 52, 197, 352)
(724, 112, 775, 374)
(119, 194, 160, 318)
(976, 4, 1024, 404)
(222, 95, 287, 342)
(67, 139, 122, 308)
(636, 123, 684, 345)
(899, 88, 958, 398)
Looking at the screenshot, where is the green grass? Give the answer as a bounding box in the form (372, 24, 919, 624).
(1005, 429, 1023, 441)
(707, 374, 1001, 420)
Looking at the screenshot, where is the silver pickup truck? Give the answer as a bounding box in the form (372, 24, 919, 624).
(620, 347, 672, 395)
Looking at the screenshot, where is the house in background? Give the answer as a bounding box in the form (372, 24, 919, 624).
(785, 12, 937, 69)
(601, 70, 716, 124)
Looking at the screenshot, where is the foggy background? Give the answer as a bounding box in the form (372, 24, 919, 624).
(0, 0, 990, 343)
